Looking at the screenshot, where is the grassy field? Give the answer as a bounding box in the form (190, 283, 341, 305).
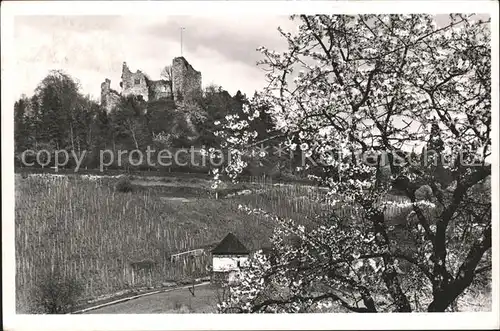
(84, 278, 491, 314)
(14, 173, 491, 313)
(15, 173, 334, 313)
(86, 283, 218, 314)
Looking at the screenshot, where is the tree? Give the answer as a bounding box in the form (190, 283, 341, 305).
(196, 85, 236, 146)
(26, 69, 102, 160)
(146, 98, 177, 134)
(217, 14, 491, 313)
(176, 102, 207, 142)
(14, 95, 30, 153)
(160, 65, 173, 81)
(31, 267, 84, 314)
(110, 95, 150, 150)
(160, 65, 174, 96)
(35, 70, 81, 149)
(27, 94, 43, 146)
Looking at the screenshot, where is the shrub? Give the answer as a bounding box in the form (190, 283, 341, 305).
(172, 300, 194, 313)
(114, 176, 133, 193)
(31, 270, 84, 314)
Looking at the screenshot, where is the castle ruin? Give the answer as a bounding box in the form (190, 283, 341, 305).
(101, 56, 202, 112)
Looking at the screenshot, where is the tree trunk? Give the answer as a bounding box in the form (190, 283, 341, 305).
(369, 207, 412, 312)
(128, 121, 139, 150)
(70, 123, 75, 151)
(428, 224, 491, 312)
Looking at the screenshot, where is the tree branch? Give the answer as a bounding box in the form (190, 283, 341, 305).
(251, 292, 375, 313)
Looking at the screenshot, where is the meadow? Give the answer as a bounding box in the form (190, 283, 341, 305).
(14, 173, 337, 312)
(14, 173, 490, 313)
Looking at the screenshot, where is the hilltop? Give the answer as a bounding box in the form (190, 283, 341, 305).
(101, 57, 202, 112)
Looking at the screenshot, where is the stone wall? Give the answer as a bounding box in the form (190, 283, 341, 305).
(172, 57, 202, 102)
(148, 79, 172, 100)
(212, 254, 249, 272)
(100, 78, 121, 113)
(100, 57, 202, 110)
(121, 62, 149, 102)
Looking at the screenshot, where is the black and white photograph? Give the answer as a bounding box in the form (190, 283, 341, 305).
(1, 1, 499, 330)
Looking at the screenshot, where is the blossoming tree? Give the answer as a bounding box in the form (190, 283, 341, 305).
(215, 14, 491, 312)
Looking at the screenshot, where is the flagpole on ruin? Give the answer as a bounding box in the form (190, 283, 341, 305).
(180, 27, 185, 56)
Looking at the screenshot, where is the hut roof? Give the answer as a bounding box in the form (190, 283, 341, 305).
(211, 233, 249, 255)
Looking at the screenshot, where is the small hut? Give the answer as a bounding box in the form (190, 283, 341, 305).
(211, 233, 249, 284)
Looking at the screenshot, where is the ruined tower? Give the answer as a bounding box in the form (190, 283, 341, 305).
(100, 78, 120, 113)
(120, 62, 149, 102)
(172, 57, 202, 102)
(100, 57, 202, 111)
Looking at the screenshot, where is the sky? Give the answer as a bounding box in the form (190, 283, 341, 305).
(12, 14, 488, 102)
(13, 15, 297, 101)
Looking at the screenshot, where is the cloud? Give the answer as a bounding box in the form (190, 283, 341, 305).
(142, 16, 293, 66)
(15, 14, 486, 100)
(13, 15, 296, 99)
(14, 15, 124, 34)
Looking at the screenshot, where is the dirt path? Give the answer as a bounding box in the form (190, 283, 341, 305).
(82, 282, 216, 314)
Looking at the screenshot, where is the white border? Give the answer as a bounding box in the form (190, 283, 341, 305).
(1, 1, 499, 330)
(0, 0, 499, 15)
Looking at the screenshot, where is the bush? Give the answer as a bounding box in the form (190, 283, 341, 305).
(172, 300, 194, 313)
(114, 176, 133, 193)
(31, 270, 84, 314)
